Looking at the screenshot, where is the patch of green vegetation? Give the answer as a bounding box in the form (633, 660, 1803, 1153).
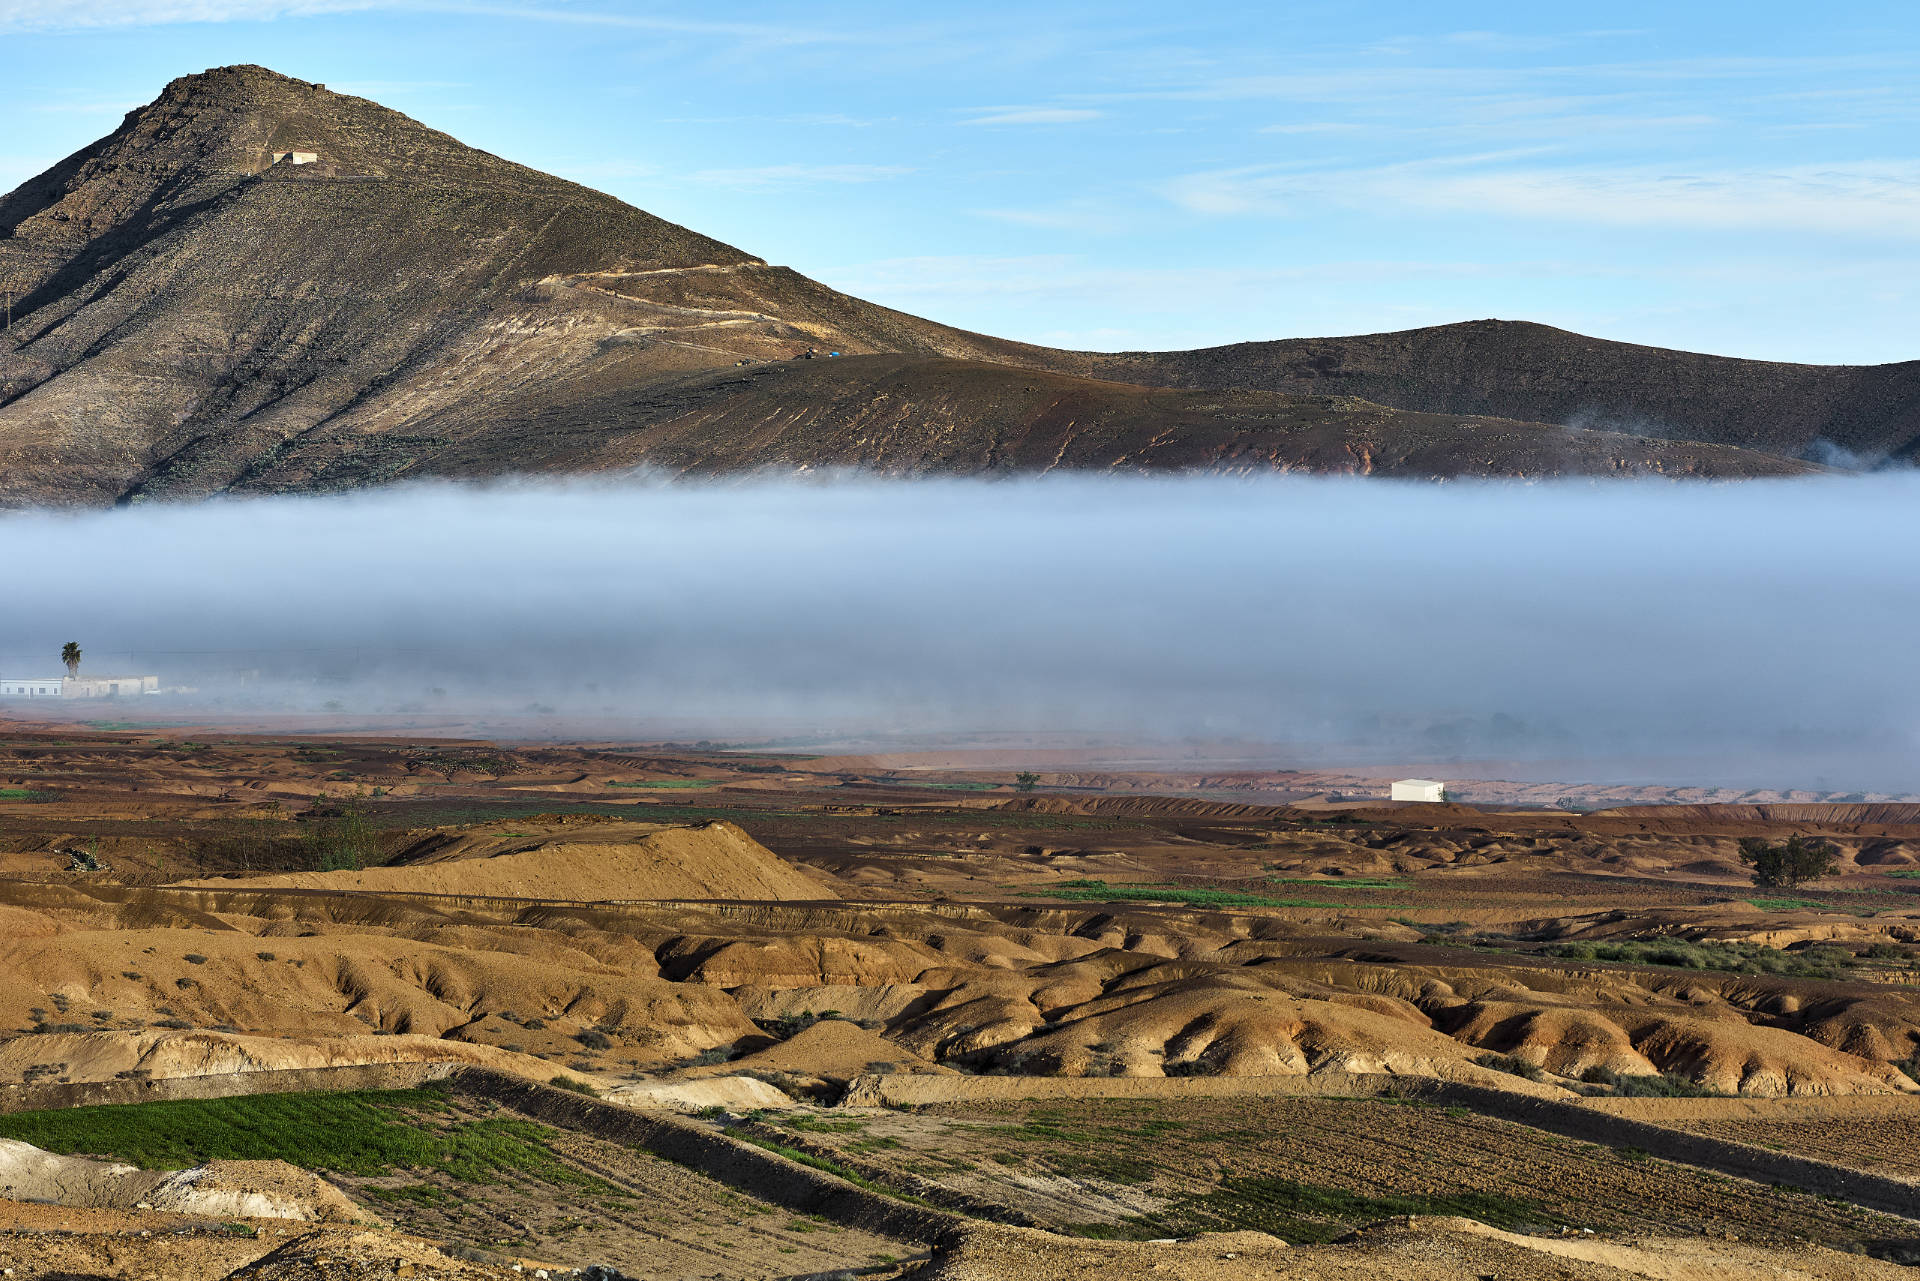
(1746, 897, 1829, 912)
(0, 788, 55, 802)
(1078, 1175, 1546, 1243)
(735, 1134, 930, 1206)
(1018, 879, 1408, 911)
(83, 721, 187, 731)
(0, 1085, 606, 1189)
(1545, 938, 1855, 979)
(1883, 869, 1920, 879)
(605, 780, 718, 789)
(891, 781, 999, 791)
(1580, 1066, 1721, 1097)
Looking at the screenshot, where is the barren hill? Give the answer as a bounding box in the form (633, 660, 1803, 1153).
(0, 65, 1835, 505)
(1090, 320, 1920, 464)
(178, 819, 834, 901)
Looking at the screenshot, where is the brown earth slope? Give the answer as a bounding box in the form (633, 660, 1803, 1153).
(1090, 320, 1920, 464)
(0, 65, 1823, 505)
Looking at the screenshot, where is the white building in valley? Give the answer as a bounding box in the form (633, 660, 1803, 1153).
(1390, 778, 1448, 803)
(0, 675, 160, 700)
(0, 677, 64, 698)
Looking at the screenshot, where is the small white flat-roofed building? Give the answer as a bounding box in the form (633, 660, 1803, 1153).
(272, 150, 318, 165)
(63, 675, 160, 698)
(1390, 778, 1448, 803)
(0, 677, 65, 698)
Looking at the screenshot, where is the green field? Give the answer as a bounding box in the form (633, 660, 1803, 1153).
(0, 1085, 602, 1188)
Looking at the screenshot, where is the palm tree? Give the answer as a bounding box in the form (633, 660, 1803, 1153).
(60, 642, 81, 678)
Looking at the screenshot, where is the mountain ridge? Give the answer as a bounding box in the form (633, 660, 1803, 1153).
(0, 65, 1867, 505)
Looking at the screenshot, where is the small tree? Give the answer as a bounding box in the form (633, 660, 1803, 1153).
(60, 642, 81, 677)
(1015, 771, 1040, 793)
(1739, 834, 1839, 889)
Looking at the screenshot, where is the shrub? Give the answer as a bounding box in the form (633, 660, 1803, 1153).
(549, 1075, 599, 1096)
(1580, 1066, 1719, 1097)
(574, 1028, 613, 1051)
(183, 954, 207, 965)
(1739, 835, 1840, 890)
(1477, 1053, 1546, 1082)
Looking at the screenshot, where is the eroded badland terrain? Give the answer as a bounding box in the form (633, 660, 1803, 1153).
(4, 717, 1920, 1277)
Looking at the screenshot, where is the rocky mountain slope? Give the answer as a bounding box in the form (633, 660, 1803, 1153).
(1091, 320, 1920, 464)
(0, 65, 1851, 506)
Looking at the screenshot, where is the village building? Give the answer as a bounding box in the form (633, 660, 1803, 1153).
(63, 674, 161, 698)
(0, 677, 64, 698)
(271, 150, 319, 165)
(0, 675, 160, 699)
(1390, 778, 1448, 803)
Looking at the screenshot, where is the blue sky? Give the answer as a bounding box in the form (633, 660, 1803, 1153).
(1, 1, 1916, 363)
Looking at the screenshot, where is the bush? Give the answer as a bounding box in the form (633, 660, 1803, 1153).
(1739, 835, 1840, 889)
(1580, 1066, 1719, 1097)
(183, 954, 207, 965)
(549, 1075, 599, 1097)
(1477, 1053, 1545, 1082)
(574, 1028, 613, 1050)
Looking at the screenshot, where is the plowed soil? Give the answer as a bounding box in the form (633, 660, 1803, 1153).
(743, 1097, 1918, 1250)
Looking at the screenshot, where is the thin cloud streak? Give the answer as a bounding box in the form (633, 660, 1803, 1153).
(961, 108, 1102, 125)
(1160, 158, 1920, 238)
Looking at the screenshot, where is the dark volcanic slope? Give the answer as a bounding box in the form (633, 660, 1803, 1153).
(387, 354, 1812, 482)
(0, 66, 1827, 505)
(1090, 321, 1920, 464)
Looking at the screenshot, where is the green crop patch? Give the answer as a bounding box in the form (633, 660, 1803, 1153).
(1545, 938, 1856, 979)
(0, 1085, 606, 1189)
(0, 788, 55, 801)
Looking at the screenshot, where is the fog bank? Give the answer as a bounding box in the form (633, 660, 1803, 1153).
(2, 474, 1916, 791)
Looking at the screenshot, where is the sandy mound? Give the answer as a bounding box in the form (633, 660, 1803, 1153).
(603, 1074, 798, 1111)
(183, 820, 833, 902)
(0, 1140, 357, 1221)
(0, 1028, 575, 1086)
(915, 1217, 1916, 1280)
(0, 1216, 508, 1280)
(695, 1017, 950, 1084)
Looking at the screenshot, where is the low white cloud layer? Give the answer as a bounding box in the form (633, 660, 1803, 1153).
(4, 474, 1918, 791)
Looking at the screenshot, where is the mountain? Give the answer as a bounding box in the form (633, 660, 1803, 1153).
(0, 66, 1836, 506)
(1089, 322, 1920, 465)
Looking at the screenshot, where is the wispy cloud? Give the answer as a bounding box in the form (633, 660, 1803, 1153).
(960, 107, 1101, 126)
(0, 0, 380, 29)
(687, 163, 913, 189)
(974, 206, 1128, 234)
(1258, 122, 1366, 135)
(0, 0, 848, 43)
(1160, 157, 1920, 238)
